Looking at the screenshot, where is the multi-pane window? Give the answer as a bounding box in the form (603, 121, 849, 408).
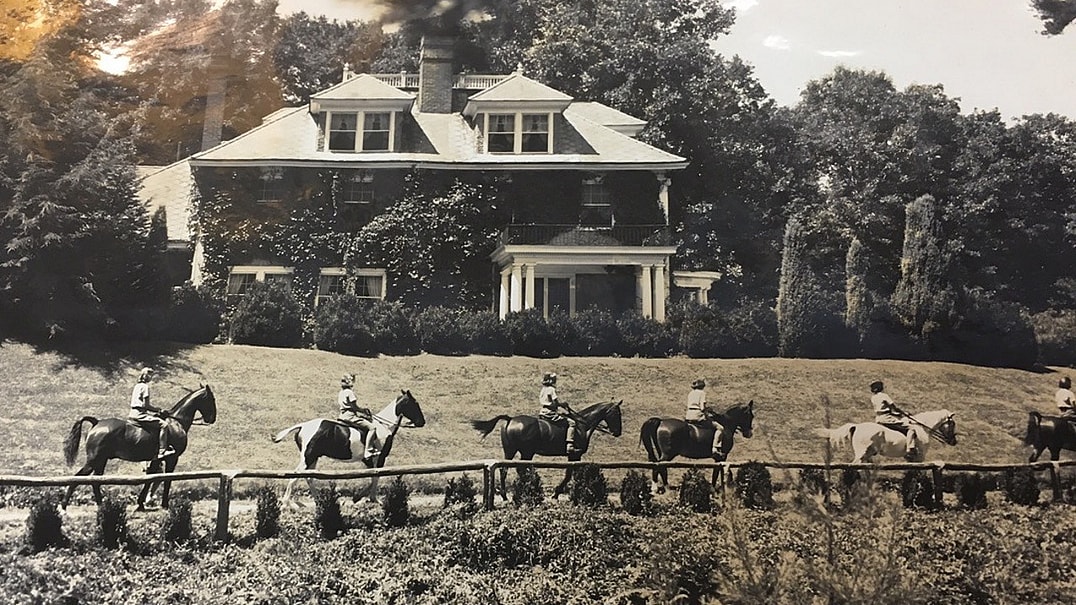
(226, 269, 291, 304)
(580, 176, 613, 226)
(342, 171, 375, 204)
(317, 273, 347, 306)
(487, 113, 552, 154)
(362, 113, 390, 151)
(355, 274, 384, 298)
(328, 112, 392, 152)
(257, 169, 285, 204)
(328, 113, 357, 151)
(315, 269, 386, 305)
(521, 114, 549, 152)
(226, 273, 257, 304)
(487, 114, 515, 153)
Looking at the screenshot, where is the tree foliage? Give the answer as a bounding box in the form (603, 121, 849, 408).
(273, 12, 387, 104)
(1032, 0, 1076, 34)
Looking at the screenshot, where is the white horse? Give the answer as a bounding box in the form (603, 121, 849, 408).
(814, 409, 957, 463)
(272, 390, 425, 505)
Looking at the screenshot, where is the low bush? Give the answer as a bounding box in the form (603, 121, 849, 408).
(314, 293, 376, 355)
(735, 461, 774, 510)
(799, 467, 829, 496)
(512, 466, 544, 508)
(619, 470, 654, 517)
(314, 486, 346, 539)
(900, 471, 938, 510)
(569, 463, 609, 508)
(503, 309, 559, 357)
(362, 300, 420, 356)
(414, 306, 468, 355)
(443, 474, 479, 517)
(458, 310, 510, 355)
(162, 496, 193, 543)
(954, 472, 988, 510)
(96, 496, 128, 549)
(1002, 467, 1040, 506)
(565, 309, 622, 357)
(255, 486, 280, 539)
(381, 476, 411, 528)
(164, 284, 222, 344)
(616, 311, 676, 358)
(24, 494, 67, 552)
(229, 281, 305, 348)
(679, 468, 713, 513)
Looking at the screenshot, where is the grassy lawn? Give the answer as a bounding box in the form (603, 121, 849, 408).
(1, 339, 1068, 482)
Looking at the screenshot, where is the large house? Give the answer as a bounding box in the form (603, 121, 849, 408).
(140, 36, 719, 321)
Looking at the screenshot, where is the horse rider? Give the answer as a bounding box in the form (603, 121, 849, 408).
(1056, 376, 1076, 420)
(685, 378, 723, 460)
(539, 373, 580, 455)
(870, 380, 916, 458)
(128, 367, 175, 461)
(336, 374, 380, 461)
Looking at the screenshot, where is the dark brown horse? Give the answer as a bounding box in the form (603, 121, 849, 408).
(1026, 411, 1076, 462)
(272, 390, 425, 504)
(62, 384, 217, 509)
(640, 401, 755, 493)
(471, 400, 623, 500)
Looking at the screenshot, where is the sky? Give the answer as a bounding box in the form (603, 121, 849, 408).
(275, 0, 1076, 121)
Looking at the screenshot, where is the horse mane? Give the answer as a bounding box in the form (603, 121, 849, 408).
(170, 384, 207, 411)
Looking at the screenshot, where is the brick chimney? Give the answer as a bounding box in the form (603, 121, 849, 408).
(418, 35, 455, 113)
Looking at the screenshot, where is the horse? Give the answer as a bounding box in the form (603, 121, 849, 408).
(639, 401, 755, 494)
(814, 409, 957, 463)
(470, 400, 623, 501)
(1025, 412, 1076, 462)
(62, 384, 217, 510)
(272, 390, 425, 504)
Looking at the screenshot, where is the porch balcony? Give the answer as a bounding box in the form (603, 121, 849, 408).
(500, 224, 671, 247)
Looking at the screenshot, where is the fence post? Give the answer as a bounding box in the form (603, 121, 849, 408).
(215, 471, 236, 542)
(483, 462, 496, 511)
(931, 464, 944, 507)
(1050, 462, 1063, 502)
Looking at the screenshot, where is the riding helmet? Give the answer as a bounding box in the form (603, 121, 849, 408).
(692, 379, 706, 389)
(542, 373, 557, 386)
(1062, 376, 1073, 389)
(341, 374, 355, 388)
(870, 380, 884, 393)
(138, 367, 155, 382)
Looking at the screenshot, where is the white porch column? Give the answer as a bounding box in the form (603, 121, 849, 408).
(656, 172, 670, 225)
(524, 264, 535, 309)
(699, 286, 709, 306)
(639, 265, 653, 319)
(499, 271, 510, 319)
(510, 264, 523, 312)
(653, 263, 666, 322)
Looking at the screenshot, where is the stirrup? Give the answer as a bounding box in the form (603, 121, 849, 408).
(155, 446, 176, 460)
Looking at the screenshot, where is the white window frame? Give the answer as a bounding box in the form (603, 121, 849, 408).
(326, 111, 395, 153)
(257, 168, 285, 204)
(227, 266, 294, 303)
(316, 267, 388, 305)
(484, 111, 553, 154)
(342, 171, 375, 205)
(580, 175, 613, 226)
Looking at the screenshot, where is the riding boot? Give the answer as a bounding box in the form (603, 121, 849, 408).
(155, 430, 176, 460)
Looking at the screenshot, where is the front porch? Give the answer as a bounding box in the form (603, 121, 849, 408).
(491, 225, 677, 321)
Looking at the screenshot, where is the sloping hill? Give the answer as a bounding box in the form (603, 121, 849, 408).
(1, 340, 1068, 476)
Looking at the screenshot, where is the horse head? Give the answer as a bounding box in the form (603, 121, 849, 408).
(722, 401, 755, 438)
(171, 383, 216, 427)
(935, 411, 957, 446)
(394, 390, 426, 428)
(601, 400, 623, 437)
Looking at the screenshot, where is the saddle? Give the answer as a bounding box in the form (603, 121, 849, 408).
(880, 422, 910, 436)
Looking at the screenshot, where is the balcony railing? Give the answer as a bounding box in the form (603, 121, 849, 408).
(368, 73, 510, 90)
(501, 224, 671, 247)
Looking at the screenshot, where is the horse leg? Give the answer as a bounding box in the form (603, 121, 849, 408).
(158, 458, 178, 509)
(553, 454, 577, 499)
(363, 459, 380, 503)
(498, 466, 509, 502)
(1029, 445, 1045, 463)
(62, 464, 97, 509)
(1051, 447, 1063, 462)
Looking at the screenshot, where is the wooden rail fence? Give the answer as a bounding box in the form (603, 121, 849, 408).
(3, 459, 1075, 542)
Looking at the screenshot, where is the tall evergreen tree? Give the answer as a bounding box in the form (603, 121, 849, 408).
(891, 195, 957, 348)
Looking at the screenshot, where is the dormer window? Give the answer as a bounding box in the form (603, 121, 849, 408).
(486, 112, 552, 154)
(327, 111, 393, 152)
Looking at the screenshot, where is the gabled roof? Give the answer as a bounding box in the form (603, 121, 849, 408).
(138, 159, 193, 244)
(463, 73, 573, 117)
(566, 102, 647, 137)
(309, 74, 415, 114)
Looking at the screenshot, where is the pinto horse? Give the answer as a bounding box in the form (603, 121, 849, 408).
(640, 401, 755, 493)
(272, 390, 425, 504)
(471, 400, 623, 500)
(62, 384, 217, 509)
(814, 409, 957, 463)
(1025, 412, 1076, 462)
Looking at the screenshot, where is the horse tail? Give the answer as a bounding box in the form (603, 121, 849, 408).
(272, 422, 305, 444)
(640, 417, 662, 462)
(63, 416, 98, 466)
(1025, 411, 1042, 446)
(471, 415, 513, 439)
(813, 424, 854, 450)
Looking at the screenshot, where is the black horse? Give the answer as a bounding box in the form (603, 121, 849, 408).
(272, 390, 426, 504)
(62, 384, 217, 509)
(640, 401, 755, 493)
(1026, 411, 1076, 462)
(471, 400, 623, 500)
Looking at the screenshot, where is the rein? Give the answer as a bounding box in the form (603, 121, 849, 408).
(891, 404, 952, 444)
(564, 402, 617, 435)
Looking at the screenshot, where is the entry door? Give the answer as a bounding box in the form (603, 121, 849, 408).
(536, 277, 571, 317)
